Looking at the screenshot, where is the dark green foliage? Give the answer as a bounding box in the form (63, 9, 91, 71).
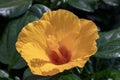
(96, 28, 120, 59)
(58, 73, 81, 80)
(0, 4, 50, 69)
(0, 0, 32, 18)
(66, 0, 120, 12)
(67, 0, 99, 12)
(0, 0, 120, 80)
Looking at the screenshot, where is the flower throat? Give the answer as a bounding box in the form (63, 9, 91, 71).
(47, 35, 71, 65)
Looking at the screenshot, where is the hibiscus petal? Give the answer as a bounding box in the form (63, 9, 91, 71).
(41, 9, 81, 42)
(16, 9, 99, 76)
(16, 20, 52, 52)
(72, 19, 99, 62)
(19, 42, 53, 75)
(20, 42, 82, 76)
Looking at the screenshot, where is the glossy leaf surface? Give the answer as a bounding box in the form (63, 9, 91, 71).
(67, 0, 99, 12)
(0, 4, 50, 69)
(103, 0, 120, 6)
(0, 0, 32, 18)
(95, 28, 120, 59)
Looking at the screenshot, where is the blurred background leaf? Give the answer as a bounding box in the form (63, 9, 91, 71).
(0, 69, 9, 78)
(33, 0, 62, 9)
(0, 4, 50, 69)
(23, 69, 81, 80)
(29, 4, 50, 18)
(91, 68, 120, 80)
(103, 0, 120, 6)
(0, 4, 50, 79)
(23, 68, 51, 80)
(58, 73, 81, 80)
(23, 68, 32, 80)
(95, 27, 120, 58)
(0, 0, 32, 18)
(67, 0, 99, 12)
(0, 0, 120, 80)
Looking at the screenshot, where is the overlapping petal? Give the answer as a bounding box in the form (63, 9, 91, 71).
(16, 9, 99, 76)
(41, 9, 81, 42)
(60, 19, 99, 67)
(20, 42, 88, 76)
(16, 20, 52, 53)
(74, 19, 99, 60)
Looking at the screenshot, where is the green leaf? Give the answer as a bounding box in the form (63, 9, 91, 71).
(0, 4, 50, 69)
(30, 4, 50, 18)
(91, 68, 120, 80)
(0, 0, 32, 18)
(83, 60, 94, 74)
(67, 0, 99, 12)
(58, 73, 81, 80)
(0, 69, 14, 80)
(103, 0, 120, 6)
(23, 68, 57, 80)
(24, 75, 51, 80)
(14, 76, 20, 80)
(23, 69, 81, 80)
(0, 78, 11, 80)
(24, 73, 81, 80)
(0, 70, 9, 78)
(95, 28, 120, 59)
(23, 68, 32, 80)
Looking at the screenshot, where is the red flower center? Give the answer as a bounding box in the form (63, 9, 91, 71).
(49, 45, 71, 65)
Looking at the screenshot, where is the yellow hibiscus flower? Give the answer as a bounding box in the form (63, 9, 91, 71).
(16, 9, 99, 76)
